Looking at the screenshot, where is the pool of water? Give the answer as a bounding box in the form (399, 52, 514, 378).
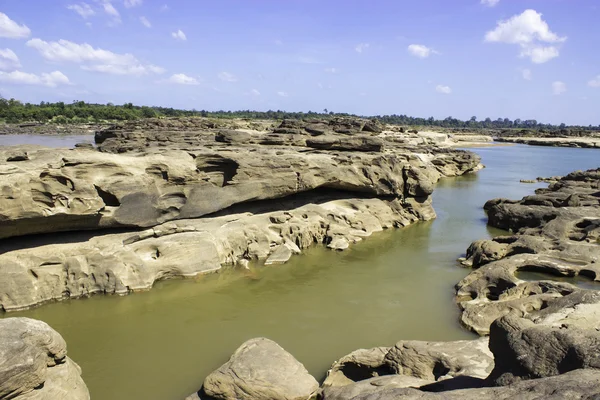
(3, 144, 600, 400)
(516, 270, 600, 291)
(0, 134, 94, 148)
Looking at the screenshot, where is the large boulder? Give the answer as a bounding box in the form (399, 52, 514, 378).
(487, 312, 600, 385)
(200, 338, 318, 400)
(0, 318, 89, 400)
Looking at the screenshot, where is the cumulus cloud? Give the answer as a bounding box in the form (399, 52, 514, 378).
(485, 9, 566, 64)
(218, 71, 237, 82)
(521, 68, 532, 80)
(124, 0, 142, 8)
(67, 3, 96, 19)
(407, 44, 438, 58)
(481, 0, 500, 7)
(26, 38, 164, 76)
(519, 46, 559, 64)
(552, 81, 566, 95)
(0, 49, 21, 71)
(436, 85, 452, 94)
(0, 70, 70, 87)
(588, 75, 600, 88)
(172, 29, 186, 41)
(0, 12, 31, 38)
(165, 73, 199, 85)
(355, 43, 370, 53)
(139, 16, 151, 28)
(277, 91, 289, 97)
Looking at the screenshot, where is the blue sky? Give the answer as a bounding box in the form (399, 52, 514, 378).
(0, 0, 599, 125)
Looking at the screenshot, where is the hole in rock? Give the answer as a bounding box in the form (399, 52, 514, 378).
(339, 362, 393, 382)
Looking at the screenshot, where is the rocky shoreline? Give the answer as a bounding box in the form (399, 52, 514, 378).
(495, 136, 600, 148)
(1, 118, 598, 400)
(183, 169, 600, 400)
(0, 117, 481, 313)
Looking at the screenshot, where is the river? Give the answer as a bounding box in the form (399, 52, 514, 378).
(2, 139, 599, 400)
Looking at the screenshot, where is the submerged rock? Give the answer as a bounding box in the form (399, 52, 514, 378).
(0, 318, 89, 400)
(199, 338, 318, 400)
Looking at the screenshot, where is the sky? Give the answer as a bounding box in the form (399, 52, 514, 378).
(0, 0, 599, 125)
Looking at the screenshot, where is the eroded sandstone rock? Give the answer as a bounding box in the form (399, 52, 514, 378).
(0, 318, 89, 400)
(200, 338, 318, 400)
(457, 169, 600, 335)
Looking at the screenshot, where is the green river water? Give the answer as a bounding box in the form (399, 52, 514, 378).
(2, 143, 600, 400)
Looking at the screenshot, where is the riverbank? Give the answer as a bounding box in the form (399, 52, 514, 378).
(1, 121, 599, 399)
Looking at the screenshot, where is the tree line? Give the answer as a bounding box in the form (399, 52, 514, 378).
(0, 98, 597, 131)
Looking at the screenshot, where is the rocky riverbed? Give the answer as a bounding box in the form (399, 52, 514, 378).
(182, 168, 600, 400)
(2, 117, 598, 400)
(0, 117, 481, 312)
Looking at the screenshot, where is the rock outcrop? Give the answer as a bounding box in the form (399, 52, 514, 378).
(0, 318, 89, 400)
(325, 369, 600, 399)
(457, 169, 600, 335)
(320, 337, 493, 398)
(195, 338, 318, 400)
(0, 117, 482, 311)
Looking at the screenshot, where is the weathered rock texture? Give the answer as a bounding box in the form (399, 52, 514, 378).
(320, 338, 493, 399)
(324, 369, 600, 399)
(200, 338, 318, 400)
(457, 169, 600, 335)
(0, 118, 481, 311)
(0, 317, 89, 400)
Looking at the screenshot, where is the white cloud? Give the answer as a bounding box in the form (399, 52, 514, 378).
(218, 71, 237, 82)
(26, 38, 164, 76)
(172, 29, 187, 41)
(165, 73, 199, 85)
(124, 0, 142, 8)
(250, 89, 260, 96)
(0, 49, 21, 71)
(520, 46, 559, 64)
(436, 85, 452, 94)
(588, 75, 600, 88)
(139, 16, 151, 28)
(67, 3, 96, 19)
(324, 67, 337, 73)
(481, 0, 500, 7)
(552, 81, 566, 95)
(0, 70, 70, 87)
(521, 68, 532, 80)
(99, 0, 121, 22)
(277, 91, 289, 97)
(0, 12, 31, 38)
(407, 44, 437, 58)
(355, 43, 370, 53)
(485, 9, 566, 64)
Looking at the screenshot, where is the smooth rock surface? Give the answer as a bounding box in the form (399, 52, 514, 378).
(200, 338, 319, 400)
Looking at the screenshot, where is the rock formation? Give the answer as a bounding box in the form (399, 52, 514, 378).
(190, 338, 318, 400)
(0, 118, 482, 311)
(0, 318, 89, 400)
(457, 168, 600, 334)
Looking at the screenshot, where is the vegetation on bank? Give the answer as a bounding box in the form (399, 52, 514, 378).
(0, 97, 598, 132)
